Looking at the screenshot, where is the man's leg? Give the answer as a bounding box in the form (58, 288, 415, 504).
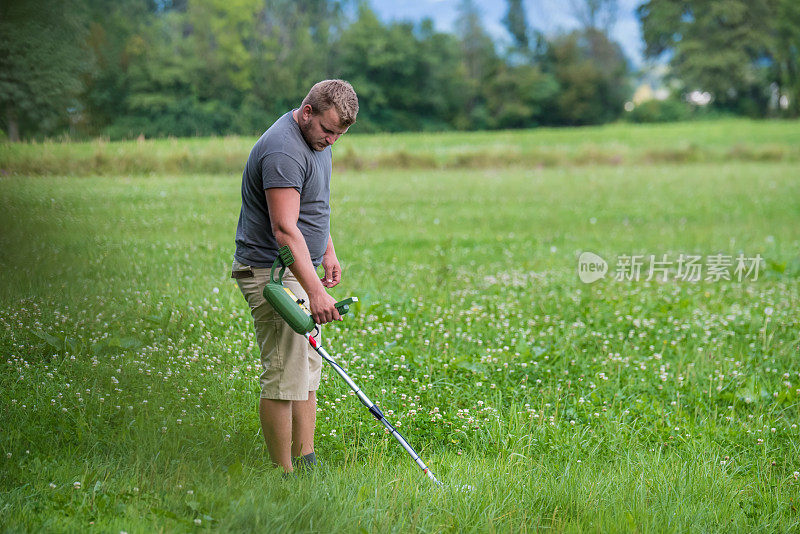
(291, 390, 317, 457)
(237, 268, 320, 472)
(260, 398, 293, 472)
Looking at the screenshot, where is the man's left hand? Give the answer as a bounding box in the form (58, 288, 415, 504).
(321, 253, 341, 288)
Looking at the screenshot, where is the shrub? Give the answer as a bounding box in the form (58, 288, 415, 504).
(627, 99, 691, 123)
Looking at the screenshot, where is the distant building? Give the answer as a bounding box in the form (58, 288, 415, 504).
(632, 84, 670, 105)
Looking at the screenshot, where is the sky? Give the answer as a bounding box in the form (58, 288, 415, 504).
(369, 0, 647, 67)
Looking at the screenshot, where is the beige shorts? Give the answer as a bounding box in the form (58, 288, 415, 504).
(233, 259, 322, 401)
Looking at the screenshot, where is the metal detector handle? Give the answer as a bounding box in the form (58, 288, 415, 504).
(334, 297, 358, 316)
(270, 246, 296, 284)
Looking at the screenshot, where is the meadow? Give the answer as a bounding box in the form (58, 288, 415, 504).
(1, 120, 799, 532)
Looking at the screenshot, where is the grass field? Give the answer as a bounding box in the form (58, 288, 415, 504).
(1, 121, 800, 532)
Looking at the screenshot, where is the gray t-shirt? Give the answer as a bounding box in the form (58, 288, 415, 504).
(234, 110, 332, 268)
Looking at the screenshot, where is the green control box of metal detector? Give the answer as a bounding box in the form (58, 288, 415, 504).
(262, 245, 357, 334)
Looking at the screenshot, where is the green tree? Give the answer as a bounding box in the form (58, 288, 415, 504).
(503, 0, 529, 51)
(81, 0, 160, 135)
(638, 0, 774, 115)
(485, 63, 558, 128)
(0, 0, 89, 140)
(772, 0, 800, 116)
(544, 29, 629, 125)
(334, 6, 467, 131)
(83, 0, 349, 138)
(112, 11, 228, 138)
(571, 0, 618, 33)
(248, 0, 345, 127)
(415, 19, 471, 130)
(455, 0, 501, 128)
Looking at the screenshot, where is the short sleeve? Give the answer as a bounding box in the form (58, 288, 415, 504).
(262, 152, 304, 193)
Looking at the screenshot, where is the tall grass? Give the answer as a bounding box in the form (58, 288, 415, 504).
(1, 119, 799, 176)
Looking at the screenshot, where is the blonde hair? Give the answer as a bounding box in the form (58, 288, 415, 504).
(301, 79, 359, 127)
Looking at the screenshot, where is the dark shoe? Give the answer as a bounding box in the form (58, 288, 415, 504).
(293, 452, 321, 475)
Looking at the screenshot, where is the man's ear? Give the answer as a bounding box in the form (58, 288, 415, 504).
(301, 104, 314, 120)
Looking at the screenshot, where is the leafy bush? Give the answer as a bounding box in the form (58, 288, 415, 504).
(627, 98, 691, 123)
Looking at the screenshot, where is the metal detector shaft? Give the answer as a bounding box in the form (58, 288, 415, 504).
(305, 333, 441, 485)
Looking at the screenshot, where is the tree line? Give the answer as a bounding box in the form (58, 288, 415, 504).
(1, 0, 798, 141)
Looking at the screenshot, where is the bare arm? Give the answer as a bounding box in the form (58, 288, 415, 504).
(266, 188, 341, 324)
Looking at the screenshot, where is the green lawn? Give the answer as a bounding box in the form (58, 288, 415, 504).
(1, 123, 799, 532)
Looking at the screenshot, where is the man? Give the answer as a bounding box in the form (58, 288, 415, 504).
(231, 79, 358, 474)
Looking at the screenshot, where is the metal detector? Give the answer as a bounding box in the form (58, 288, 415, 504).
(262, 246, 441, 485)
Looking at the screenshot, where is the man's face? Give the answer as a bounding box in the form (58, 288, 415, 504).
(298, 105, 349, 152)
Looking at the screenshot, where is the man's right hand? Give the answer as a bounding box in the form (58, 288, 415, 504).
(308, 288, 342, 325)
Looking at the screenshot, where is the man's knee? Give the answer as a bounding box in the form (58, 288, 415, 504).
(260, 397, 291, 412)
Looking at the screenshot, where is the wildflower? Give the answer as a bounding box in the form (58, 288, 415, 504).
(73, 481, 81, 489)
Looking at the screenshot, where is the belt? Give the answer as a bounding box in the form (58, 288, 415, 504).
(231, 269, 254, 279)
